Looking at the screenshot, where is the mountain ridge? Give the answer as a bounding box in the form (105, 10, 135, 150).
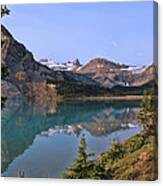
(78, 58, 157, 88)
(1, 25, 105, 99)
(1, 25, 157, 100)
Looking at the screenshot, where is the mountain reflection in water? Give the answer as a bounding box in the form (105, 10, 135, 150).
(1, 99, 142, 178)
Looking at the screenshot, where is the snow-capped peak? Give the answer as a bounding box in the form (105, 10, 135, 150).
(38, 58, 82, 71)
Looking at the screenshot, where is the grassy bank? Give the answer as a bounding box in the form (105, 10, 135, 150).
(57, 95, 143, 102)
(96, 133, 157, 180)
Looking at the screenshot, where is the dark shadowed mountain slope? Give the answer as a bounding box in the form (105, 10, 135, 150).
(1, 25, 107, 99)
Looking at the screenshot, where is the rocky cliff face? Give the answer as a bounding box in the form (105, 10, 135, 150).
(78, 58, 157, 88)
(1, 25, 99, 99)
(1, 25, 57, 101)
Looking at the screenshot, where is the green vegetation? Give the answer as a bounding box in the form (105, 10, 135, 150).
(63, 90, 158, 180)
(63, 133, 157, 180)
(1, 50, 10, 110)
(1, 65, 9, 80)
(97, 134, 157, 180)
(1, 5, 10, 17)
(46, 79, 110, 98)
(63, 134, 95, 179)
(46, 78, 157, 99)
(138, 90, 157, 135)
(63, 134, 110, 179)
(111, 81, 157, 96)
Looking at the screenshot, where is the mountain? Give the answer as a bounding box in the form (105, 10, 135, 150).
(78, 58, 157, 88)
(1, 25, 56, 101)
(39, 58, 81, 71)
(1, 25, 108, 100)
(1, 25, 157, 100)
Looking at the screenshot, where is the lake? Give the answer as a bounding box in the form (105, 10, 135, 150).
(1, 99, 142, 178)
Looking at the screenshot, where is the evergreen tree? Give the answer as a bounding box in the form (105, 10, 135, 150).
(1, 5, 10, 17)
(138, 89, 157, 135)
(63, 134, 95, 179)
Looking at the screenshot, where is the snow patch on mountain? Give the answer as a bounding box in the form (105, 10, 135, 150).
(121, 65, 147, 74)
(39, 58, 81, 71)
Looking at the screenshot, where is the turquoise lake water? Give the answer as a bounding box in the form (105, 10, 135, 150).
(1, 100, 142, 178)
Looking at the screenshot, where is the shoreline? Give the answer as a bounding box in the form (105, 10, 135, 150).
(57, 95, 143, 101)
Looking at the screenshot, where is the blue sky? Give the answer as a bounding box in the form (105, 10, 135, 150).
(2, 1, 154, 65)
